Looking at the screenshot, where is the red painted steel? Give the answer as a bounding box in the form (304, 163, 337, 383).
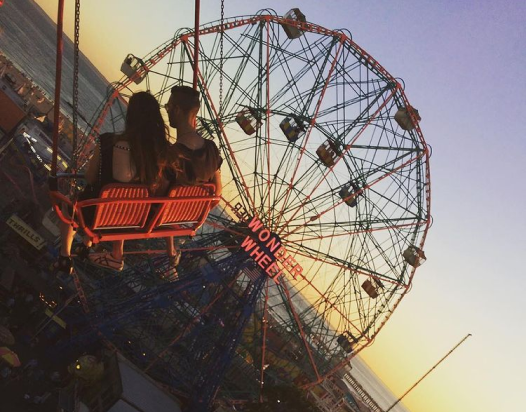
(50, 0, 65, 176)
(259, 279, 270, 401)
(281, 281, 321, 381)
(155, 185, 212, 227)
(93, 185, 150, 229)
(193, 0, 200, 89)
(61, 12, 432, 389)
(278, 80, 398, 236)
(274, 39, 345, 229)
(194, 67, 257, 213)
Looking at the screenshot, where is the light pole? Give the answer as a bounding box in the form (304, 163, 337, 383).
(385, 333, 472, 412)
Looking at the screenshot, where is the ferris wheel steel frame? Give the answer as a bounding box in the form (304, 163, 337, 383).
(70, 9, 431, 407)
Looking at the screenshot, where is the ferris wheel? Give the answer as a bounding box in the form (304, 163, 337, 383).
(70, 8, 430, 407)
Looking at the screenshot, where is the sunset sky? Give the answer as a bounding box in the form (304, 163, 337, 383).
(34, 1, 526, 411)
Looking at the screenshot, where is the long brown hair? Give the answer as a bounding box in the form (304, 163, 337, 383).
(124, 91, 168, 190)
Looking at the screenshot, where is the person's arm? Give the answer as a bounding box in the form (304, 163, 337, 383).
(85, 144, 100, 185)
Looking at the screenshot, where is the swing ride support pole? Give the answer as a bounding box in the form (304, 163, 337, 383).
(385, 333, 472, 412)
(50, 0, 65, 178)
(193, 0, 200, 90)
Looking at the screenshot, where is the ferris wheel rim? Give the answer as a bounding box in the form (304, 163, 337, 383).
(75, 10, 432, 392)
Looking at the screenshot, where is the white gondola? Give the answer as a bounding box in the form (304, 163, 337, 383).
(280, 116, 305, 142)
(339, 183, 362, 207)
(316, 139, 340, 167)
(337, 332, 355, 354)
(281, 8, 306, 39)
(235, 108, 261, 135)
(362, 279, 384, 299)
(394, 105, 421, 131)
(120, 54, 147, 85)
(403, 245, 427, 268)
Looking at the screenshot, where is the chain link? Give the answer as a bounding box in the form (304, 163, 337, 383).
(219, 0, 224, 122)
(72, 0, 81, 170)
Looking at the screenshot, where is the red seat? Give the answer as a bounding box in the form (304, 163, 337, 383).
(50, 183, 218, 244)
(146, 183, 217, 238)
(153, 184, 215, 228)
(91, 184, 151, 230)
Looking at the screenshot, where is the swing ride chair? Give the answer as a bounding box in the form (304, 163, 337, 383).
(50, 179, 219, 244)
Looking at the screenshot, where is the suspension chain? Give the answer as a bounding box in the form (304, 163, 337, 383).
(72, 0, 81, 170)
(219, 0, 224, 123)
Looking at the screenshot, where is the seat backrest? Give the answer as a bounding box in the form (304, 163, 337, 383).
(155, 184, 215, 228)
(90, 184, 151, 230)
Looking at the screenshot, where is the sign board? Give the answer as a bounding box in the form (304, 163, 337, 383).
(6, 214, 46, 250)
(239, 214, 303, 283)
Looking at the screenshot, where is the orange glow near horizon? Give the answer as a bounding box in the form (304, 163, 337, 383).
(34, 1, 133, 82)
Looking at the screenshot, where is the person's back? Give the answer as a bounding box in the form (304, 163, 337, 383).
(93, 134, 168, 194)
(163, 85, 223, 268)
(55, 91, 169, 274)
(87, 92, 169, 194)
(165, 85, 222, 191)
(109, 138, 136, 182)
(169, 137, 222, 186)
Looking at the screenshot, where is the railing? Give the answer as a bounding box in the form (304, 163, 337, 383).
(342, 373, 384, 412)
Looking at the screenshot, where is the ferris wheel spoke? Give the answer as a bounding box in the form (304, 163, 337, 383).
(366, 176, 422, 222)
(264, 149, 296, 209)
(279, 280, 322, 381)
(296, 35, 343, 113)
(263, 19, 272, 220)
(222, 33, 263, 109)
(262, 32, 341, 220)
(280, 273, 369, 344)
(274, 39, 345, 228)
(357, 152, 427, 215)
(361, 229, 405, 283)
(269, 36, 338, 112)
(266, 41, 309, 111)
(286, 219, 424, 244)
(195, 70, 260, 213)
(261, 151, 321, 226)
(277, 85, 398, 236)
(280, 145, 422, 244)
(199, 27, 263, 117)
(211, 28, 277, 218)
(285, 241, 406, 287)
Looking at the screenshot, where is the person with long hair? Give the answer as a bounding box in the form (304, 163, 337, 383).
(54, 91, 170, 273)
